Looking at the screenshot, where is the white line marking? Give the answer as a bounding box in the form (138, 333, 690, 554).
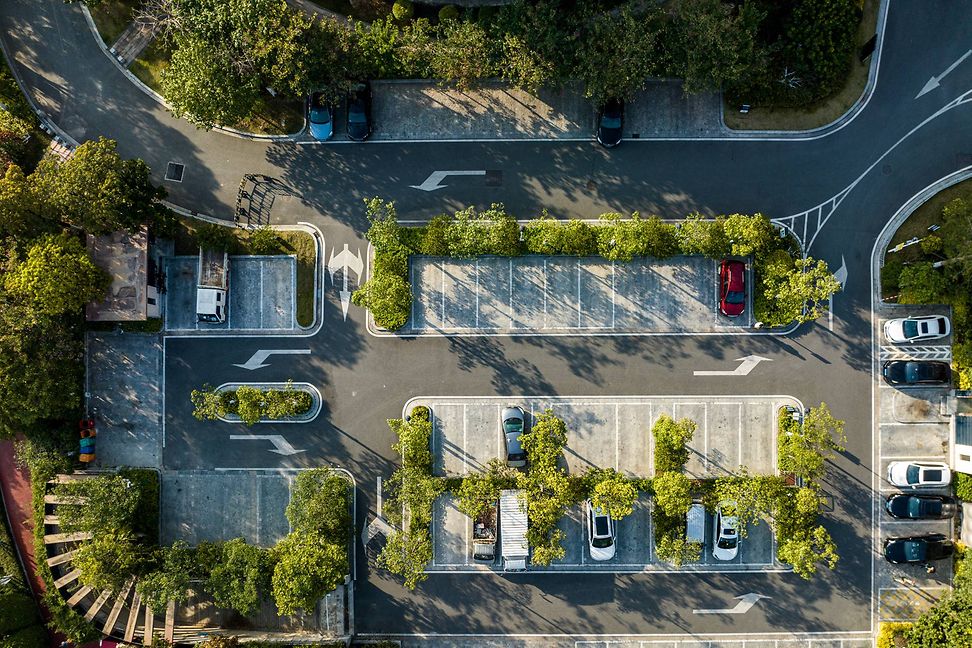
(508, 258, 513, 328)
(475, 259, 480, 329)
(577, 259, 582, 328)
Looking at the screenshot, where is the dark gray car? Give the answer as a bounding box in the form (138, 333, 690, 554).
(502, 406, 526, 468)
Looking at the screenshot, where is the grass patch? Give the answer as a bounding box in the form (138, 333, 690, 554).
(232, 93, 305, 136)
(885, 177, 972, 261)
(129, 38, 172, 94)
(279, 231, 317, 327)
(724, 0, 880, 131)
(88, 0, 141, 46)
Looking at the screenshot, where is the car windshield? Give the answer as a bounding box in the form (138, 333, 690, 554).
(348, 106, 367, 123)
(718, 536, 738, 549)
(310, 106, 331, 123)
(504, 418, 522, 433)
(726, 290, 745, 304)
(592, 536, 613, 548)
(902, 320, 919, 338)
(601, 116, 622, 129)
(906, 465, 921, 484)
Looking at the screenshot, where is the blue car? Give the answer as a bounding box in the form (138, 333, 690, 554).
(307, 92, 334, 141)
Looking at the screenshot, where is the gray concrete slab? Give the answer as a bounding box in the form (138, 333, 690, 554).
(402, 255, 754, 335)
(889, 388, 949, 424)
(164, 257, 203, 331)
(432, 494, 468, 567)
(624, 80, 725, 138)
(87, 332, 163, 468)
(161, 470, 292, 547)
(879, 423, 950, 461)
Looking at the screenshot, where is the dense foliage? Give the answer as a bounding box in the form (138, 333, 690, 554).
(905, 548, 972, 646)
(190, 381, 314, 425)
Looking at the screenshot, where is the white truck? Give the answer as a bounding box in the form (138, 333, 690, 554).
(196, 248, 229, 323)
(472, 501, 498, 563)
(500, 489, 529, 571)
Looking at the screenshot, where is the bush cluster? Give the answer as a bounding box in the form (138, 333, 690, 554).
(357, 199, 830, 331)
(190, 381, 313, 425)
(378, 413, 444, 589)
(650, 415, 702, 567)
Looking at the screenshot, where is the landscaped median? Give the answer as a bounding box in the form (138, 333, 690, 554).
(375, 399, 846, 588)
(352, 198, 841, 334)
(191, 381, 321, 425)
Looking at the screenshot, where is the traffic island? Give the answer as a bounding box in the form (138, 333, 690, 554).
(190, 381, 322, 425)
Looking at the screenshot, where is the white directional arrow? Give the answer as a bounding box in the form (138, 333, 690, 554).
(327, 244, 364, 320)
(233, 349, 311, 370)
(829, 255, 848, 332)
(229, 434, 305, 456)
(693, 593, 770, 615)
(693, 355, 772, 377)
(409, 170, 486, 192)
(916, 49, 972, 99)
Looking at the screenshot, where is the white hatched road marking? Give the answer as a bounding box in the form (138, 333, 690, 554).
(878, 345, 951, 361)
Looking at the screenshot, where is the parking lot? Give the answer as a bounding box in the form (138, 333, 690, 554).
(429, 492, 777, 573)
(411, 395, 797, 479)
(165, 255, 296, 332)
(399, 255, 754, 335)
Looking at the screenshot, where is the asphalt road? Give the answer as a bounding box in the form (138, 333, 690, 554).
(4, 0, 972, 638)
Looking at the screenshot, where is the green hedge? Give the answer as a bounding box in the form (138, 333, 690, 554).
(190, 381, 313, 425)
(956, 472, 972, 502)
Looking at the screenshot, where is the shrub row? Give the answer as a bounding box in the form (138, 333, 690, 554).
(356, 198, 834, 331)
(190, 381, 313, 425)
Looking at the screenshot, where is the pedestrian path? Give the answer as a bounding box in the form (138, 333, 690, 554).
(110, 20, 158, 66)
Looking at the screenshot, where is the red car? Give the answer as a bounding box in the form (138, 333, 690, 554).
(719, 260, 746, 317)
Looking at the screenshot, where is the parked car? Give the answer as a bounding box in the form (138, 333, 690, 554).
(882, 360, 951, 386)
(586, 500, 616, 561)
(718, 260, 746, 317)
(883, 534, 954, 564)
(884, 315, 950, 343)
(346, 82, 372, 141)
(712, 501, 739, 561)
(307, 92, 334, 141)
(885, 494, 958, 520)
(886, 461, 952, 489)
(596, 98, 623, 148)
(502, 406, 527, 468)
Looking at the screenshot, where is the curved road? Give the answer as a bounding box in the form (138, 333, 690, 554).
(4, 0, 972, 639)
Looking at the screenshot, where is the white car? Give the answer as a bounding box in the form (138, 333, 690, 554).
(712, 501, 740, 561)
(884, 315, 950, 343)
(586, 500, 616, 561)
(887, 461, 952, 489)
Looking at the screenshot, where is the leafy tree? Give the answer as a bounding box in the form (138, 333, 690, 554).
(56, 475, 141, 535)
(714, 471, 787, 537)
(776, 525, 839, 579)
(906, 550, 972, 645)
(419, 214, 451, 256)
(377, 529, 432, 590)
(286, 469, 351, 539)
(597, 213, 679, 261)
(588, 468, 638, 520)
(778, 402, 845, 481)
(445, 207, 490, 257)
(677, 214, 730, 258)
(456, 459, 516, 520)
(30, 137, 165, 234)
(520, 409, 567, 468)
(137, 541, 196, 613)
(529, 527, 566, 567)
(4, 233, 110, 316)
(0, 110, 32, 169)
(482, 204, 521, 256)
(206, 538, 274, 616)
(783, 0, 860, 99)
(74, 530, 144, 593)
(162, 34, 260, 130)
(190, 384, 230, 421)
(756, 255, 841, 326)
(575, 7, 661, 104)
(247, 225, 281, 254)
(897, 262, 947, 304)
(940, 197, 972, 278)
(723, 213, 777, 260)
(0, 164, 47, 239)
(234, 385, 264, 425)
(652, 415, 695, 473)
(670, 0, 767, 93)
(499, 33, 554, 94)
(263, 384, 312, 420)
(429, 20, 495, 91)
(651, 471, 692, 517)
(654, 532, 702, 567)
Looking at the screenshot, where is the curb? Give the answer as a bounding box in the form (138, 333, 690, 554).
(213, 381, 323, 424)
(80, 6, 305, 143)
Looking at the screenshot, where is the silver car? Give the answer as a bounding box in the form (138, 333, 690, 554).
(502, 406, 526, 468)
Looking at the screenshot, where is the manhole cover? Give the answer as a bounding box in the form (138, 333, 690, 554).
(485, 170, 502, 187)
(882, 164, 893, 176)
(165, 162, 185, 182)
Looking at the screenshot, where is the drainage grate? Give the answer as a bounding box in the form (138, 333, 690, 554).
(165, 162, 185, 182)
(485, 170, 502, 187)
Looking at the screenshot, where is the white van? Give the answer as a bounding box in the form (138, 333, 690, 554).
(686, 502, 705, 544)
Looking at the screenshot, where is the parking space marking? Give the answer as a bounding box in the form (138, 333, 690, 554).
(474, 260, 479, 328)
(615, 404, 620, 471)
(878, 345, 951, 360)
